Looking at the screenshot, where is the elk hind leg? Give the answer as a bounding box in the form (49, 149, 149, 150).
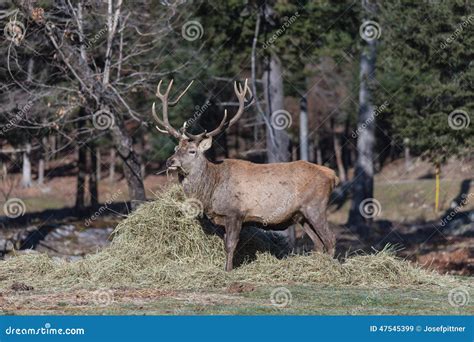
(302, 207, 336, 256)
(301, 222, 324, 253)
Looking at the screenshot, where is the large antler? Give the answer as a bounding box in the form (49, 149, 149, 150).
(151, 79, 194, 139)
(184, 79, 253, 141)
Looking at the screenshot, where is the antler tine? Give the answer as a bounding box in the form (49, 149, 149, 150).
(184, 131, 208, 141)
(237, 81, 244, 94)
(169, 80, 194, 106)
(227, 78, 253, 128)
(234, 80, 241, 96)
(155, 79, 174, 97)
(151, 79, 193, 139)
(151, 102, 165, 127)
(151, 102, 179, 138)
(241, 79, 254, 105)
(155, 80, 163, 96)
(203, 109, 228, 138)
(179, 121, 204, 141)
(155, 125, 169, 134)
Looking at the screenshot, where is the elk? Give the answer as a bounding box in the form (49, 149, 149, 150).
(151, 79, 339, 271)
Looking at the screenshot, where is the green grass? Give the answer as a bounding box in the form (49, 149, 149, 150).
(22, 197, 68, 212)
(2, 285, 472, 315)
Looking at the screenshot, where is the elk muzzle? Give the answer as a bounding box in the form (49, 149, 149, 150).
(166, 157, 180, 170)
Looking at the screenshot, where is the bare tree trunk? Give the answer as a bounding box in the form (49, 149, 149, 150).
(76, 144, 87, 210)
(1, 140, 7, 181)
(136, 136, 146, 178)
(316, 142, 323, 165)
(299, 96, 309, 161)
(88, 143, 99, 208)
(37, 134, 48, 186)
(21, 57, 34, 188)
(404, 138, 411, 171)
(333, 134, 346, 183)
(102, 1, 146, 206)
(110, 120, 146, 209)
(332, 119, 347, 183)
(343, 119, 352, 170)
(109, 148, 116, 183)
(49, 135, 56, 157)
(37, 159, 44, 185)
(309, 141, 315, 162)
(21, 143, 32, 188)
(96, 148, 101, 182)
(76, 108, 87, 210)
(347, 30, 377, 233)
(1, 163, 7, 180)
(264, 54, 290, 163)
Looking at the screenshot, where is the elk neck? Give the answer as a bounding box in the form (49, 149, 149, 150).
(179, 157, 220, 208)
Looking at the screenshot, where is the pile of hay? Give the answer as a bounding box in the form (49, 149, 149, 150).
(0, 186, 458, 290)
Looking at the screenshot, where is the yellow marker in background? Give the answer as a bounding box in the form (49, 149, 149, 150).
(435, 163, 440, 213)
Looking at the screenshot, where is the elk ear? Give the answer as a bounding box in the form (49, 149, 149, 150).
(198, 137, 213, 152)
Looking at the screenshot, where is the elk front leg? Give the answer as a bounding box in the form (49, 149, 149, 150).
(224, 216, 242, 271)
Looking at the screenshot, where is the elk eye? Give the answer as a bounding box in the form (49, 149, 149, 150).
(188, 150, 196, 155)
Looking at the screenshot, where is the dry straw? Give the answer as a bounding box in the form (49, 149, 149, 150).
(0, 186, 461, 290)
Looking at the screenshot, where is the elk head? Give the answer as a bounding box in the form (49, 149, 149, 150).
(151, 79, 253, 175)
